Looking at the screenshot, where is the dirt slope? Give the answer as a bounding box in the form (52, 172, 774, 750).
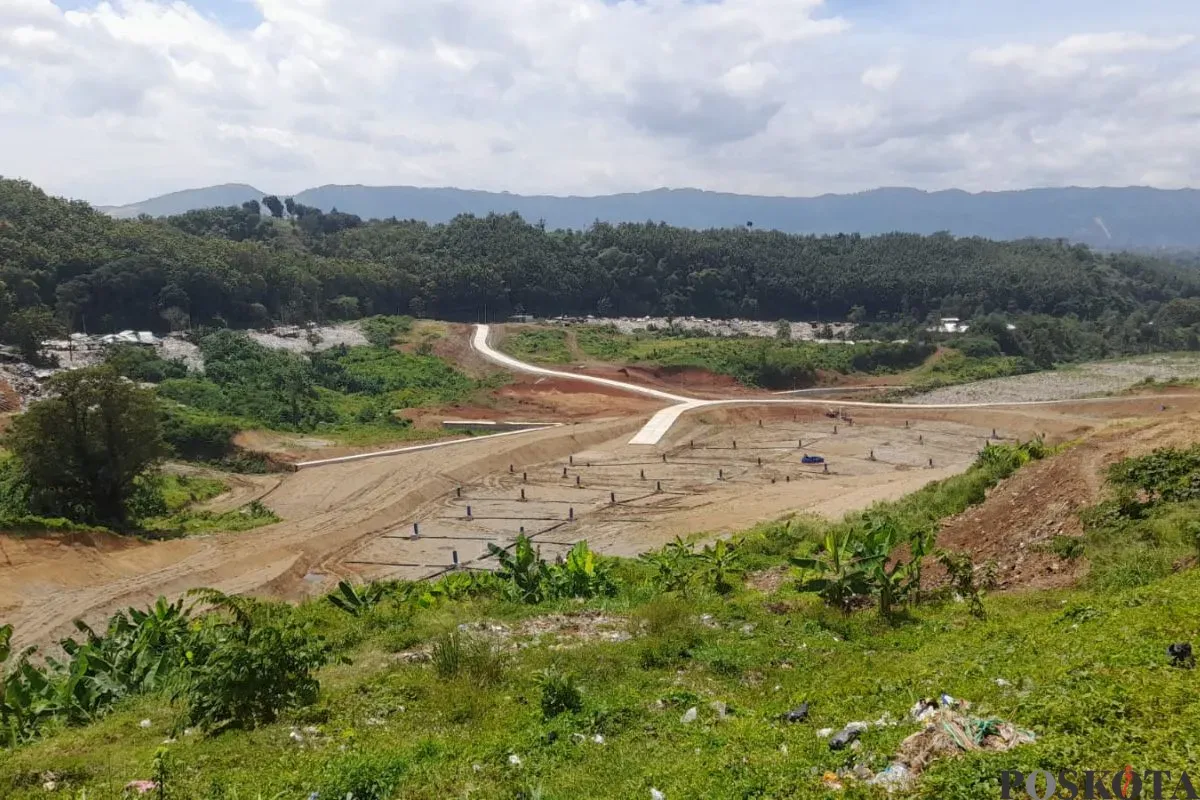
(931, 414, 1200, 591)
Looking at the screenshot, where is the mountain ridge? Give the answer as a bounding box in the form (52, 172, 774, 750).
(98, 183, 1200, 249)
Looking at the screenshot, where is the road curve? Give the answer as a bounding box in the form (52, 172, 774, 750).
(471, 324, 1187, 445)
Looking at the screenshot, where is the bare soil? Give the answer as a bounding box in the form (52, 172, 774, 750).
(927, 412, 1200, 592)
(5, 364, 1199, 651)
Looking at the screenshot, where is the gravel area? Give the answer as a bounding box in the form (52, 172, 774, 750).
(906, 354, 1200, 404)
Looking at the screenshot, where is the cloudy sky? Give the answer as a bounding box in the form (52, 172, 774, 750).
(2, 0, 1198, 205)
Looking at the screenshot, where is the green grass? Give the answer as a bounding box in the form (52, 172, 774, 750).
(4, 444, 1198, 799)
(502, 328, 573, 364)
(358, 315, 415, 348)
(907, 352, 1036, 391)
(504, 325, 935, 389)
(152, 331, 493, 446)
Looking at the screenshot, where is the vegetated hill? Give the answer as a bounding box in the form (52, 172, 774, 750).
(101, 183, 265, 218)
(100, 183, 1200, 249)
(4, 178, 1200, 364)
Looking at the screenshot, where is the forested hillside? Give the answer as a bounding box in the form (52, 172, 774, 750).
(2, 179, 1198, 338)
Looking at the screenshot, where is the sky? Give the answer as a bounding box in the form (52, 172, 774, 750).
(1, 0, 1198, 206)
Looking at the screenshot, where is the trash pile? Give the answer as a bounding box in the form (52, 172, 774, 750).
(812, 695, 1036, 793)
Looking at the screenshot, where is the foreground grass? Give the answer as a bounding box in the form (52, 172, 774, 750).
(6, 442, 1199, 798)
(3, 568, 1196, 799)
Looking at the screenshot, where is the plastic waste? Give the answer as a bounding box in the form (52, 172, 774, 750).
(651, 789, 665, 800)
(1168, 642, 1195, 668)
(828, 722, 867, 751)
(784, 702, 810, 723)
(867, 763, 913, 792)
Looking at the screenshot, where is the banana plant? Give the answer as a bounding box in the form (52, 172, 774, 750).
(552, 541, 616, 599)
(326, 580, 388, 616)
(488, 535, 551, 603)
(792, 530, 871, 612)
(695, 538, 743, 594)
(640, 537, 696, 594)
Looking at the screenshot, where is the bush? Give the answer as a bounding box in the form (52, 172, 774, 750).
(316, 751, 408, 800)
(180, 614, 333, 732)
(105, 344, 188, 383)
(535, 668, 583, 719)
(431, 630, 508, 685)
(1108, 446, 1200, 505)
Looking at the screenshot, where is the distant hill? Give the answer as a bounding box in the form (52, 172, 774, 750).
(100, 184, 1200, 249)
(102, 183, 265, 218)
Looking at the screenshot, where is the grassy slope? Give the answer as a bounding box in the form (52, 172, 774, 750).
(3, 444, 1198, 799)
(500, 326, 1028, 391)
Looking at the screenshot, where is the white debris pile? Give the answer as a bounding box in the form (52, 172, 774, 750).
(548, 315, 857, 342)
(160, 335, 204, 372)
(247, 323, 368, 354)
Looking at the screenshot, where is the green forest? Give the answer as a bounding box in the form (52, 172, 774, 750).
(3, 179, 1200, 347)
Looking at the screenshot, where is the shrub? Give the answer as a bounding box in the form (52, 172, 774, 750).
(316, 751, 408, 800)
(535, 668, 582, 719)
(179, 614, 332, 732)
(431, 630, 508, 685)
(1108, 446, 1200, 505)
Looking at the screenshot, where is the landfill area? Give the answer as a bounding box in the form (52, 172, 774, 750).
(545, 315, 858, 341)
(341, 405, 1000, 582)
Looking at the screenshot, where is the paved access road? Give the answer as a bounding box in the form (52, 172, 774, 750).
(471, 324, 1193, 445)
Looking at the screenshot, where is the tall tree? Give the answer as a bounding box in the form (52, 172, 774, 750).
(261, 195, 284, 218)
(0, 306, 64, 364)
(5, 367, 164, 525)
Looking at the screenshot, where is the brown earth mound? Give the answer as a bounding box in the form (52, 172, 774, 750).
(928, 413, 1200, 591)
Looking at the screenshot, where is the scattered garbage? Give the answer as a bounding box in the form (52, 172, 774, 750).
(889, 706, 1035, 782)
(138, 719, 152, 729)
(651, 789, 666, 800)
(828, 722, 868, 751)
(994, 678, 1012, 687)
(592, 734, 606, 744)
(289, 730, 304, 744)
(1168, 642, 1195, 668)
(801, 455, 826, 464)
(815, 698, 1035, 792)
(820, 772, 844, 791)
(508, 754, 523, 766)
(867, 763, 913, 792)
(681, 707, 698, 724)
(783, 702, 810, 723)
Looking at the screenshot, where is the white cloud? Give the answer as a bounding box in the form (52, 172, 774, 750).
(861, 64, 902, 91)
(0, 1, 1198, 205)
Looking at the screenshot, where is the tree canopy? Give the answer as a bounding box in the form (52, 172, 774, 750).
(2, 178, 1198, 342)
(4, 366, 164, 525)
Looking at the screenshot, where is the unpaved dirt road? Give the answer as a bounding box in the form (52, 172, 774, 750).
(5, 324, 1200, 652)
